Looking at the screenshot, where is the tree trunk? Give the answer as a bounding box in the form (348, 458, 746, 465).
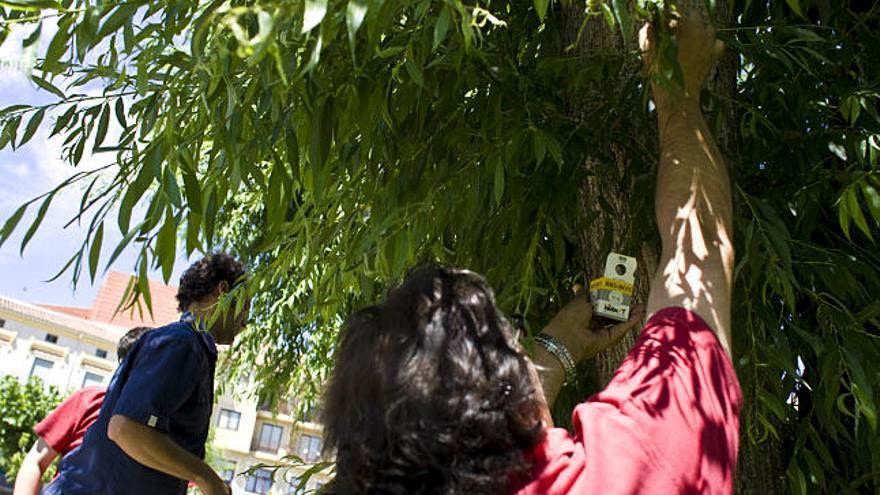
(559, 3, 656, 388)
(561, 1, 784, 493)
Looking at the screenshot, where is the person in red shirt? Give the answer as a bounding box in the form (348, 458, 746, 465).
(12, 326, 153, 495)
(321, 13, 740, 495)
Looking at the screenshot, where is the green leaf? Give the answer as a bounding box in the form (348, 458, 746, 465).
(787, 461, 807, 495)
(547, 135, 563, 167)
(0, 0, 61, 11)
(844, 350, 877, 431)
(22, 21, 41, 48)
(88, 222, 104, 282)
(50, 105, 76, 137)
(20, 193, 53, 254)
(302, 0, 328, 33)
(163, 167, 182, 208)
(0, 203, 28, 249)
(31, 75, 65, 98)
(533, 130, 546, 164)
(0, 104, 30, 117)
(611, 0, 633, 46)
(72, 135, 85, 165)
(119, 165, 154, 234)
(838, 191, 851, 239)
(847, 188, 873, 241)
(492, 156, 504, 206)
(404, 58, 424, 87)
(156, 209, 176, 283)
(376, 45, 404, 59)
(94, 103, 110, 150)
(267, 165, 285, 230)
(42, 16, 73, 73)
(19, 108, 45, 147)
(138, 254, 153, 315)
(181, 161, 203, 214)
(828, 142, 847, 161)
(0, 116, 20, 150)
(533, 0, 549, 21)
(599, 3, 615, 30)
(433, 7, 451, 50)
(346, 0, 368, 55)
(862, 183, 880, 224)
(185, 214, 201, 256)
(308, 98, 333, 187)
(114, 98, 127, 129)
(96, 4, 137, 41)
(105, 223, 141, 270)
(785, 0, 806, 19)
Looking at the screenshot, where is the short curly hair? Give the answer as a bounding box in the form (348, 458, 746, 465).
(322, 265, 545, 495)
(176, 252, 246, 311)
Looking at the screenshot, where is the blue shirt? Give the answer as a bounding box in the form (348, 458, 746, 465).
(45, 316, 217, 495)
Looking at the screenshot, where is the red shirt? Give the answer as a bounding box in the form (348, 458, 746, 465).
(514, 307, 742, 495)
(34, 386, 106, 456)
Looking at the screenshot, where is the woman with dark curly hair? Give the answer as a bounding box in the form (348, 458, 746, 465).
(322, 15, 742, 495)
(322, 265, 638, 495)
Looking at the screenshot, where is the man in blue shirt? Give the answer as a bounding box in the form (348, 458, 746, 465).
(45, 252, 247, 495)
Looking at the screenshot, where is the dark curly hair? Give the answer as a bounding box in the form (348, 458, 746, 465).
(322, 265, 545, 495)
(176, 252, 246, 311)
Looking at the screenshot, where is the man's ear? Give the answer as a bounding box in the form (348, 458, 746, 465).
(217, 280, 230, 295)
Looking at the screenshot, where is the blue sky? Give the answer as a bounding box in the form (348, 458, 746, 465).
(0, 27, 189, 307)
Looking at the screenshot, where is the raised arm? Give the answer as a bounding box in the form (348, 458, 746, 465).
(642, 16, 734, 355)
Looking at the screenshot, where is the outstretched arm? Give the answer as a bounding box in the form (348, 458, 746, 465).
(642, 16, 734, 355)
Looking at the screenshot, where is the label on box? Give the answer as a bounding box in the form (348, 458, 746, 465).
(590, 252, 637, 322)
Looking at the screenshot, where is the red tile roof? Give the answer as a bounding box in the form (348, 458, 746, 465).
(39, 271, 179, 329)
(39, 305, 91, 319)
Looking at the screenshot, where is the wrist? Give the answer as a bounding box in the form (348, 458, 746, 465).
(534, 333, 577, 385)
(541, 320, 587, 363)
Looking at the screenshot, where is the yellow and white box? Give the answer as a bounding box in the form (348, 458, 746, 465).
(589, 252, 637, 322)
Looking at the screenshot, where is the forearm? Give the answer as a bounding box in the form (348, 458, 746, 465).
(657, 98, 732, 233)
(533, 346, 566, 407)
(13, 439, 57, 495)
(12, 460, 42, 495)
(650, 96, 734, 350)
(108, 415, 216, 485)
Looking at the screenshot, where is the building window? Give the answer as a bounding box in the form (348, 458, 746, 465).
(256, 423, 283, 453)
(286, 480, 306, 495)
(45, 334, 58, 344)
(298, 404, 318, 423)
(244, 468, 273, 494)
(82, 371, 105, 388)
(217, 409, 241, 431)
(219, 460, 236, 483)
(30, 357, 54, 382)
(296, 433, 322, 463)
(95, 349, 108, 359)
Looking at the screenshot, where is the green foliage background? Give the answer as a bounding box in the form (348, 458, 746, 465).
(1, 0, 879, 492)
(0, 376, 62, 481)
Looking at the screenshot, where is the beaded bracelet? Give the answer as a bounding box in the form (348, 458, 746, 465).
(533, 333, 576, 385)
